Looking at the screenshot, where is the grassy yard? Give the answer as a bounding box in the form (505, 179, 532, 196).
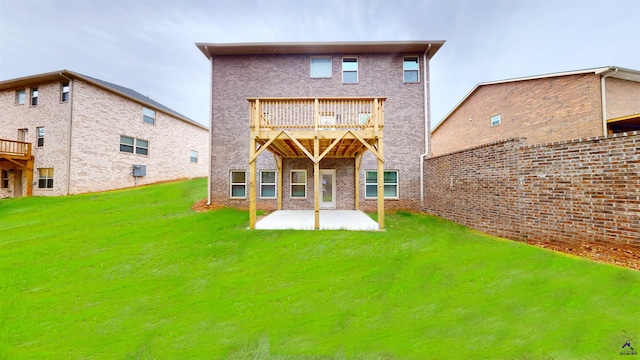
(1, 178, 639, 359)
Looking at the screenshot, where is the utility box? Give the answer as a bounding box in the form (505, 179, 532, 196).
(132, 164, 146, 177)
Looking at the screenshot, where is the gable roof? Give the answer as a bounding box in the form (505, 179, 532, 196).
(0, 70, 207, 130)
(432, 66, 640, 133)
(196, 40, 445, 59)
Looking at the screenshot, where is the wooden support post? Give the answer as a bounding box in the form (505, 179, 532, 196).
(249, 137, 257, 229)
(25, 157, 34, 197)
(354, 153, 361, 210)
(314, 137, 320, 230)
(275, 154, 283, 211)
(377, 139, 385, 230)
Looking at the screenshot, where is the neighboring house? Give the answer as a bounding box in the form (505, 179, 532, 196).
(196, 41, 444, 229)
(431, 66, 640, 156)
(0, 70, 209, 198)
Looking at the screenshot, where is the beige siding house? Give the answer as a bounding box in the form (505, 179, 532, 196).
(431, 66, 640, 156)
(0, 70, 209, 198)
(196, 41, 444, 229)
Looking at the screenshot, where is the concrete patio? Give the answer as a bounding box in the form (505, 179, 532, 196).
(254, 210, 380, 231)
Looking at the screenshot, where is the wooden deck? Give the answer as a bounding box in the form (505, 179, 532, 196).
(0, 139, 34, 196)
(247, 98, 386, 230)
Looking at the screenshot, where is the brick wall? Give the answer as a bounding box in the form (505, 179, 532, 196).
(431, 74, 604, 156)
(210, 53, 427, 210)
(606, 77, 640, 120)
(424, 132, 640, 248)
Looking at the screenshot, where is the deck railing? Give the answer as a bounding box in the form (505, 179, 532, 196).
(0, 139, 32, 159)
(249, 97, 385, 133)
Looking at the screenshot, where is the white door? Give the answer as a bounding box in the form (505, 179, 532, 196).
(319, 169, 336, 209)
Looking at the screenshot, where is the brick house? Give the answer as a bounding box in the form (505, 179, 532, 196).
(0, 70, 209, 198)
(431, 66, 640, 156)
(196, 41, 444, 229)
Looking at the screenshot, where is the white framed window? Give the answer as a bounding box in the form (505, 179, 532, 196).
(260, 170, 277, 199)
(230, 170, 246, 198)
(365, 170, 398, 199)
(143, 107, 156, 125)
(1, 170, 9, 188)
(342, 57, 358, 83)
(36, 127, 45, 147)
(120, 136, 148, 155)
(61, 82, 70, 102)
(38, 168, 54, 189)
(30, 87, 38, 106)
(491, 115, 501, 127)
(15, 89, 26, 105)
(290, 170, 306, 198)
(310, 57, 332, 78)
(403, 56, 419, 83)
(190, 150, 198, 163)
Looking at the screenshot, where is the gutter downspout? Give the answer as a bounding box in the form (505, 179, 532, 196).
(206, 46, 213, 205)
(60, 72, 73, 195)
(419, 44, 432, 210)
(601, 67, 618, 137)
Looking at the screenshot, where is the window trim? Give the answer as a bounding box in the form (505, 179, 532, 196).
(37, 168, 54, 189)
(30, 87, 38, 107)
(15, 89, 26, 105)
(135, 138, 149, 155)
(310, 56, 332, 78)
(403, 56, 420, 83)
(190, 150, 198, 163)
(230, 170, 247, 199)
(342, 57, 358, 84)
(120, 135, 148, 155)
(290, 170, 307, 199)
(143, 107, 156, 125)
(61, 82, 70, 102)
(260, 170, 277, 199)
(364, 170, 399, 199)
(36, 127, 45, 148)
(491, 114, 501, 127)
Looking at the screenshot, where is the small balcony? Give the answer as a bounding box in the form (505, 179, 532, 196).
(248, 97, 385, 159)
(0, 139, 32, 160)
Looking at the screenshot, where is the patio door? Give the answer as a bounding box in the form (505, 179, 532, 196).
(320, 169, 336, 209)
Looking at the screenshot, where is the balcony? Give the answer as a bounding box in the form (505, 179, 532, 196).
(0, 139, 32, 160)
(249, 97, 385, 159)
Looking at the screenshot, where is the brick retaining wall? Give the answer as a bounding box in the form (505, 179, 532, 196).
(424, 132, 640, 248)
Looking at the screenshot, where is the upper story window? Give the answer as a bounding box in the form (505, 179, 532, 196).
(310, 57, 332, 78)
(15, 89, 26, 105)
(143, 107, 156, 125)
(403, 57, 420, 83)
(36, 127, 45, 147)
(30, 87, 38, 106)
(342, 57, 358, 84)
(491, 115, 501, 127)
(61, 82, 70, 102)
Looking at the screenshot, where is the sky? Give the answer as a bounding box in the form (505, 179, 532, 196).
(1, 0, 639, 128)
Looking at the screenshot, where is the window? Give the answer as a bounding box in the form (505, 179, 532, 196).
(310, 57, 332, 78)
(403, 56, 419, 83)
(1, 170, 9, 188)
(365, 170, 398, 199)
(15, 89, 26, 105)
(30, 87, 38, 106)
(342, 57, 358, 83)
(230, 170, 246, 198)
(61, 82, 70, 102)
(38, 168, 54, 189)
(190, 150, 198, 163)
(143, 107, 156, 125)
(260, 170, 276, 199)
(491, 115, 501, 127)
(135, 139, 149, 155)
(120, 136, 149, 155)
(36, 127, 45, 147)
(290, 170, 306, 198)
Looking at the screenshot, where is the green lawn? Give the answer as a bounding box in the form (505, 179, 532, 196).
(1, 178, 639, 359)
